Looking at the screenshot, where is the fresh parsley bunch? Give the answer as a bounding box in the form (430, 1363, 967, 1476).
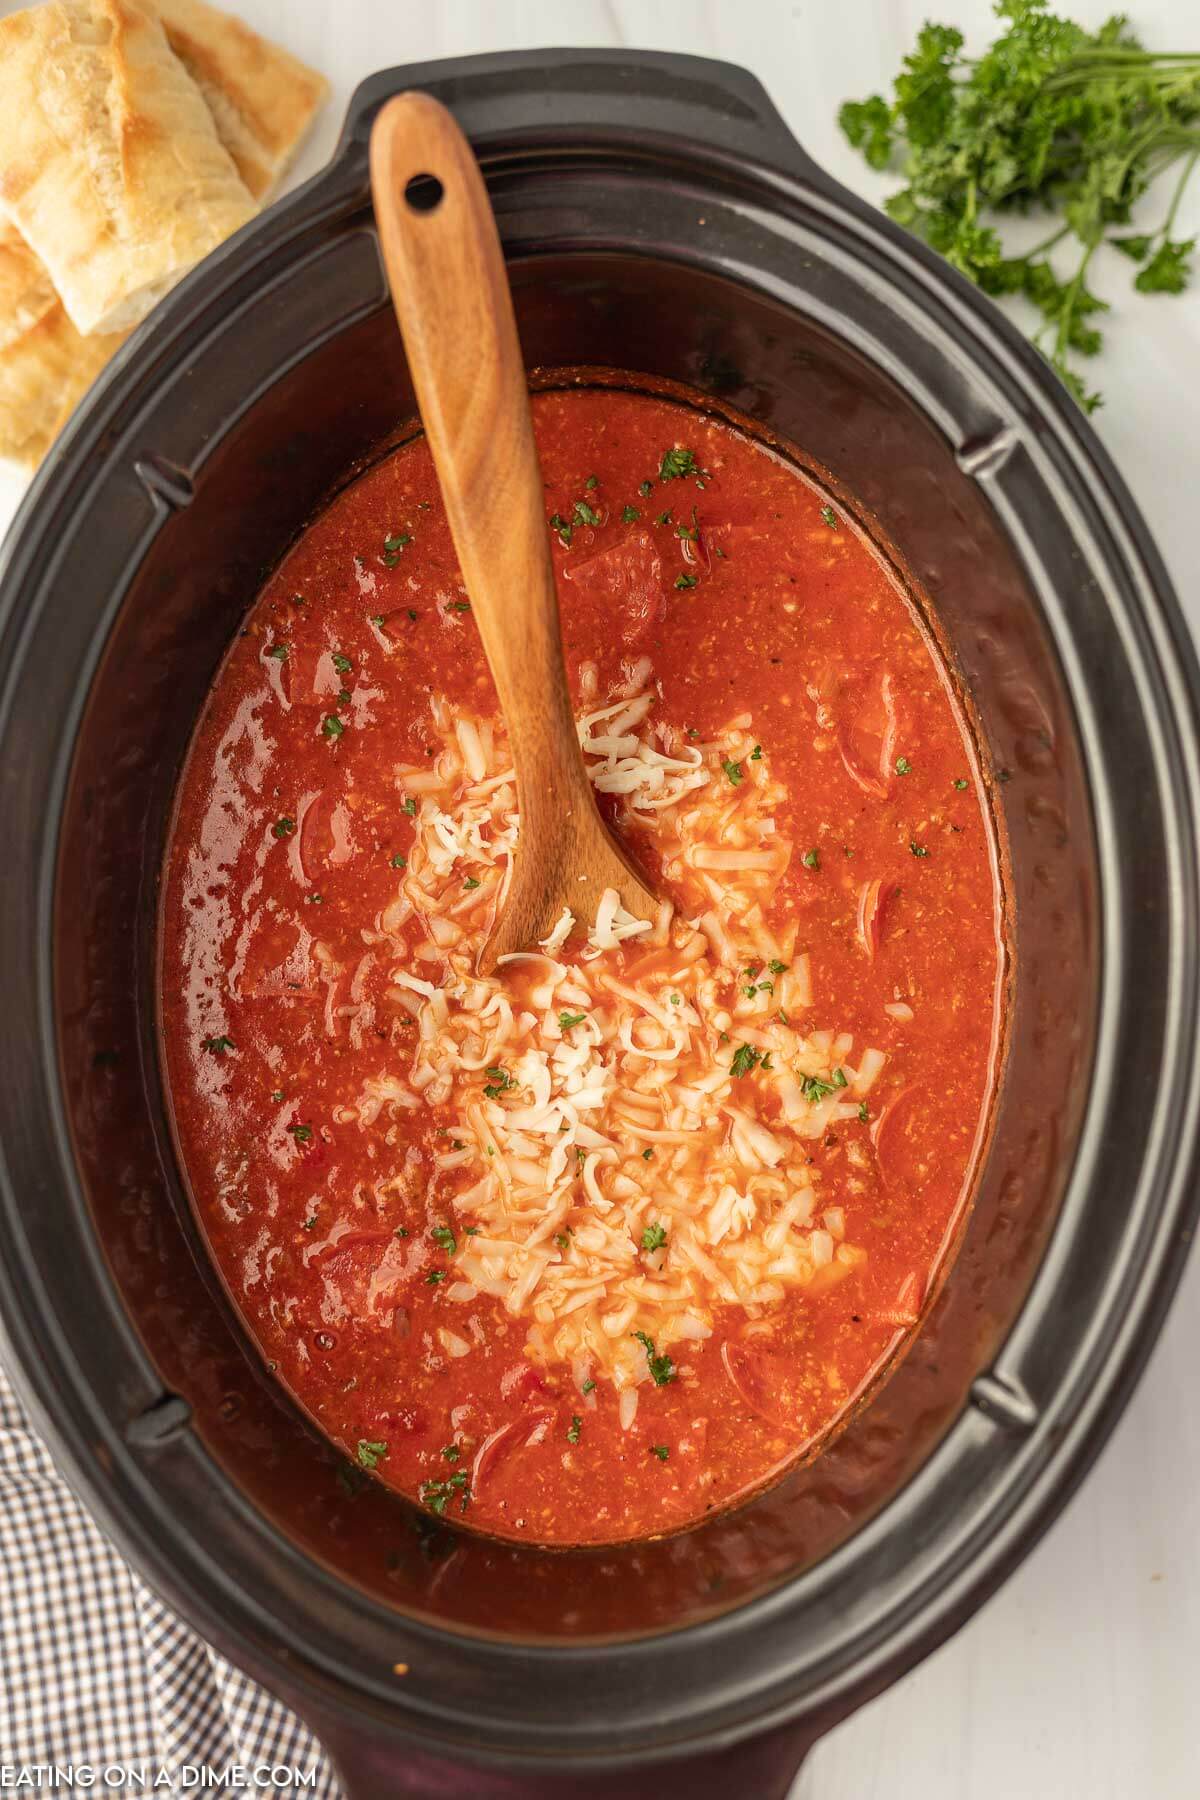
(839, 0, 1200, 410)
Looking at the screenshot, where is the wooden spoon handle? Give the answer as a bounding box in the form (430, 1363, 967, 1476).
(369, 92, 580, 818)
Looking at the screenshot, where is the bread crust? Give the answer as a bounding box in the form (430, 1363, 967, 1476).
(155, 0, 329, 199)
(0, 222, 126, 470)
(0, 0, 256, 336)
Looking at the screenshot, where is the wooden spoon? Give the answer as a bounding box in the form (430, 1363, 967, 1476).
(369, 92, 657, 971)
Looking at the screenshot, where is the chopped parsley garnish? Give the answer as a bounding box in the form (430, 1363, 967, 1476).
(402, 796, 416, 815)
(729, 1043, 761, 1078)
(370, 613, 385, 626)
(286, 1123, 313, 1143)
(270, 1089, 285, 1103)
(585, 474, 598, 490)
(441, 1444, 460, 1462)
(356, 1439, 389, 1470)
(768, 958, 788, 974)
(420, 1471, 470, 1515)
(558, 1011, 586, 1030)
(266, 643, 288, 660)
(431, 1225, 457, 1254)
(655, 510, 672, 526)
(332, 653, 352, 674)
(407, 608, 418, 622)
(574, 498, 601, 526)
(895, 755, 912, 775)
(642, 1148, 654, 1161)
(621, 504, 640, 523)
(426, 1269, 448, 1286)
(676, 514, 699, 542)
(633, 1329, 677, 1387)
(674, 572, 698, 590)
(391, 852, 407, 869)
(954, 777, 969, 790)
(802, 847, 821, 869)
(463, 876, 481, 890)
(832, 1067, 849, 1088)
(272, 816, 295, 838)
(659, 447, 699, 480)
(582, 1378, 596, 1395)
(638, 478, 653, 497)
(450, 600, 471, 614)
(336, 688, 351, 706)
(394, 1226, 409, 1238)
(750, 744, 763, 760)
(650, 1444, 670, 1462)
(800, 1074, 836, 1104)
(641, 1222, 667, 1252)
(321, 714, 345, 740)
(554, 1232, 570, 1250)
(567, 1415, 582, 1444)
(722, 759, 743, 785)
(483, 1066, 513, 1100)
(383, 533, 411, 553)
(549, 512, 573, 545)
(910, 840, 930, 858)
(820, 505, 839, 528)
(302, 1214, 318, 1231)
(858, 1101, 870, 1123)
(201, 1035, 234, 1056)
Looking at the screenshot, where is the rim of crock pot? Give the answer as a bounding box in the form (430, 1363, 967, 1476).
(0, 50, 1196, 1769)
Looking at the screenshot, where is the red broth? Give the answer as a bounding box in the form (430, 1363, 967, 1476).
(159, 388, 1003, 1546)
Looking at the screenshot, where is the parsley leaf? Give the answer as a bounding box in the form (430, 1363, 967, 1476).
(356, 1439, 388, 1470)
(722, 759, 743, 785)
(641, 1222, 667, 1252)
(420, 1471, 470, 1515)
(839, 6, 1200, 411)
(622, 504, 640, 523)
(730, 1043, 761, 1078)
(674, 572, 698, 590)
(201, 1035, 234, 1056)
(431, 1225, 456, 1254)
(650, 1444, 670, 1462)
(659, 447, 699, 480)
(558, 1011, 586, 1030)
(567, 1415, 582, 1444)
(895, 755, 912, 775)
(633, 1329, 676, 1386)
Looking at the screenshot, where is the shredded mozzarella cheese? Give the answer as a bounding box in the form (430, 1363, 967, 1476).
(361, 685, 882, 1390)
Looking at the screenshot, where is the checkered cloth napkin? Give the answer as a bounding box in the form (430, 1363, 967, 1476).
(0, 1357, 341, 1792)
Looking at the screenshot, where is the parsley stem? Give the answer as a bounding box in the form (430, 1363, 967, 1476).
(1023, 223, 1069, 260)
(1163, 146, 1200, 237)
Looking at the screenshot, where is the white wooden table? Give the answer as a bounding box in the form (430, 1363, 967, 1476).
(2, 2, 1197, 1793)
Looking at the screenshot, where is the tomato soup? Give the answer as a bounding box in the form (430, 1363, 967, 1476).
(159, 387, 1003, 1546)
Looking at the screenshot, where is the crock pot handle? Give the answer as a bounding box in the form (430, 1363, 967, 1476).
(312, 1708, 817, 1799)
(335, 48, 829, 193)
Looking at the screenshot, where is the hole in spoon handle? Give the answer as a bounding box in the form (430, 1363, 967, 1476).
(404, 172, 444, 213)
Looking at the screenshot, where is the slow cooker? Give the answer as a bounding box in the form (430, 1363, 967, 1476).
(1, 49, 1198, 1797)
